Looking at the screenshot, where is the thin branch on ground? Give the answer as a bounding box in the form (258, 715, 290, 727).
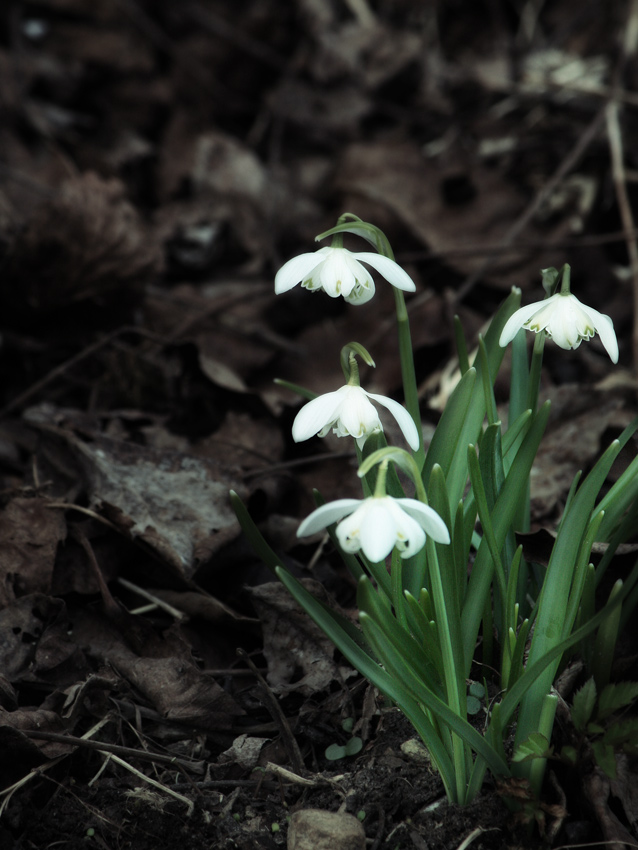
(237, 647, 305, 774)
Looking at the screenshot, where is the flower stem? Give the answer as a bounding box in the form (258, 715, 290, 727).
(426, 535, 468, 802)
(526, 330, 545, 415)
(394, 288, 425, 471)
(347, 352, 360, 386)
(373, 459, 389, 498)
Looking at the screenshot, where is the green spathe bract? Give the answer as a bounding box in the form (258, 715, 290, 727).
(232, 217, 638, 808)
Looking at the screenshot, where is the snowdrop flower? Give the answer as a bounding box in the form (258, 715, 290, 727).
(297, 495, 450, 561)
(292, 384, 419, 451)
(275, 246, 415, 305)
(499, 292, 618, 363)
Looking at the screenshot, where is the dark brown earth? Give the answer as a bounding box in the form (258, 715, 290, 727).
(0, 1, 637, 848)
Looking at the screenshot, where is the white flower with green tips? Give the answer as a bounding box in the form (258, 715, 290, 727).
(500, 291, 618, 363)
(292, 384, 419, 450)
(274, 246, 415, 305)
(298, 495, 450, 562)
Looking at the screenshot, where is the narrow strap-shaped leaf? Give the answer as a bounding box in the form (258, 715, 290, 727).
(403, 591, 444, 686)
(422, 367, 476, 493)
(596, 452, 638, 541)
(514, 438, 623, 751)
(453, 316, 471, 375)
(563, 510, 605, 637)
(231, 490, 286, 574)
(358, 577, 443, 696)
(453, 500, 469, 610)
(359, 612, 510, 784)
(477, 423, 504, 514)
(505, 546, 524, 636)
(461, 400, 551, 670)
(595, 499, 638, 585)
(427, 465, 459, 617)
(591, 579, 624, 690)
(477, 337, 499, 428)
(495, 565, 638, 732)
(273, 566, 459, 798)
(507, 321, 530, 430)
(468, 444, 507, 605)
(503, 618, 532, 690)
(502, 409, 532, 456)
(273, 378, 317, 401)
(434, 288, 522, 510)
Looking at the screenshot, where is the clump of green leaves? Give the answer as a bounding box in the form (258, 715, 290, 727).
(563, 677, 638, 778)
(234, 215, 638, 806)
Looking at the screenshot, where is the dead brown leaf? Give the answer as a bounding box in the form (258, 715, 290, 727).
(250, 581, 355, 696)
(152, 589, 260, 631)
(611, 753, 638, 833)
(530, 385, 623, 519)
(0, 594, 87, 686)
(334, 140, 569, 289)
(267, 79, 371, 138)
(0, 496, 66, 608)
(72, 608, 243, 732)
(45, 23, 155, 72)
(309, 21, 423, 90)
(1, 172, 162, 332)
(27, 417, 246, 579)
(583, 767, 636, 850)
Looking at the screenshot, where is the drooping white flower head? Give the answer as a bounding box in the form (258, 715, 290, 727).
(275, 246, 416, 305)
(292, 384, 419, 451)
(499, 292, 618, 363)
(297, 495, 450, 561)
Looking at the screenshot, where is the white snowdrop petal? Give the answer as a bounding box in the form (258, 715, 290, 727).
(525, 295, 563, 333)
(344, 255, 373, 293)
(354, 253, 416, 292)
(345, 281, 376, 305)
(546, 301, 573, 349)
(319, 251, 354, 297)
(292, 388, 348, 443)
(499, 301, 547, 347)
(337, 387, 382, 439)
(274, 252, 325, 294)
(593, 312, 619, 363)
(297, 499, 361, 537)
(570, 300, 595, 340)
(335, 510, 363, 553)
(396, 499, 451, 544)
(398, 518, 426, 559)
(358, 502, 398, 562)
(500, 291, 618, 363)
(366, 391, 420, 451)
